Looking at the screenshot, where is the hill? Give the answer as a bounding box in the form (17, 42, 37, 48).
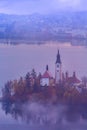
(0, 12, 87, 45)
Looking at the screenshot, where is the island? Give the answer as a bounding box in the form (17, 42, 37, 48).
(1, 50, 87, 123)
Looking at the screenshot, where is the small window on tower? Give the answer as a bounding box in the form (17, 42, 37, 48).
(57, 64, 59, 67)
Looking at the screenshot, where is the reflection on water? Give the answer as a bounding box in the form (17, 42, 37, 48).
(1, 101, 87, 130)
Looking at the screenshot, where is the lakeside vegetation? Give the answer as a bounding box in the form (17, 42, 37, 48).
(1, 69, 87, 123)
(2, 69, 87, 105)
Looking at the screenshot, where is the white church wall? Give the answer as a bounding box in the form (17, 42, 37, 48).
(55, 63, 62, 84)
(40, 78, 49, 86)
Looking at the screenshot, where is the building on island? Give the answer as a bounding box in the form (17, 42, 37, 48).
(40, 50, 81, 87)
(55, 50, 62, 84)
(40, 65, 54, 86)
(66, 72, 80, 85)
(63, 71, 81, 86)
(63, 71, 82, 92)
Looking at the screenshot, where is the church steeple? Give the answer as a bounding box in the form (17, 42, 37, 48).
(46, 65, 49, 71)
(56, 50, 61, 64)
(55, 50, 62, 84)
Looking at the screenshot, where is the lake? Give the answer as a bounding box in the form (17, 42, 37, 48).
(0, 102, 87, 130)
(0, 42, 87, 88)
(0, 42, 87, 129)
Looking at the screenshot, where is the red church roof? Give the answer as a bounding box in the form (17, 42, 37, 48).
(42, 71, 53, 78)
(66, 76, 80, 84)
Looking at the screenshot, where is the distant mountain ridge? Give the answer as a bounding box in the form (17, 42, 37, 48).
(0, 12, 87, 45)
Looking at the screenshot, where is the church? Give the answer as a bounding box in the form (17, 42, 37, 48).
(40, 50, 81, 87)
(40, 50, 62, 86)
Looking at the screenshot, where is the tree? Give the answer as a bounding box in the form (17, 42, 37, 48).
(25, 72, 31, 88)
(82, 76, 87, 87)
(17, 77, 25, 96)
(31, 69, 37, 79)
(2, 81, 13, 97)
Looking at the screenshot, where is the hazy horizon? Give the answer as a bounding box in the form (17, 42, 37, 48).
(0, 0, 87, 15)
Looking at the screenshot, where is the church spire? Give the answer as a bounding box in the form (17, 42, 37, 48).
(46, 65, 49, 71)
(55, 50, 62, 84)
(56, 50, 61, 64)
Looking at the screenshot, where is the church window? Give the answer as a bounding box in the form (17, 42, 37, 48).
(57, 64, 59, 67)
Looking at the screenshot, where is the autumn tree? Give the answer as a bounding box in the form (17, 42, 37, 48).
(25, 72, 31, 88)
(31, 69, 37, 79)
(82, 76, 87, 87)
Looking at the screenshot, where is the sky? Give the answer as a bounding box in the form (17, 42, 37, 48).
(0, 0, 86, 15)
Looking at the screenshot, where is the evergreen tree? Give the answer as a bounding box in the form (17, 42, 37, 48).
(31, 69, 36, 79)
(25, 72, 31, 88)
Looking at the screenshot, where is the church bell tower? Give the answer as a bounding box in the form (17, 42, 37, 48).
(55, 50, 62, 84)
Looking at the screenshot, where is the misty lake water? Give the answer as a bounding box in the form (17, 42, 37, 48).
(0, 42, 87, 129)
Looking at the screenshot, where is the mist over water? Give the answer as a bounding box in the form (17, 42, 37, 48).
(1, 101, 87, 130)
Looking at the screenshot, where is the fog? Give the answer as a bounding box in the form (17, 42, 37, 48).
(1, 101, 87, 130)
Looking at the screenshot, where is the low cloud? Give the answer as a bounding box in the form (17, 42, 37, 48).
(0, 0, 87, 14)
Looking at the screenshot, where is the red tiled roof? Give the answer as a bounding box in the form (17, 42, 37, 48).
(66, 76, 80, 84)
(42, 71, 53, 78)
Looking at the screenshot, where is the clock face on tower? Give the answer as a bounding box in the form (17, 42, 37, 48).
(56, 64, 60, 72)
(56, 63, 60, 69)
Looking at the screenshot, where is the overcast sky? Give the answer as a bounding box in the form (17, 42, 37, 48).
(0, 0, 86, 14)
